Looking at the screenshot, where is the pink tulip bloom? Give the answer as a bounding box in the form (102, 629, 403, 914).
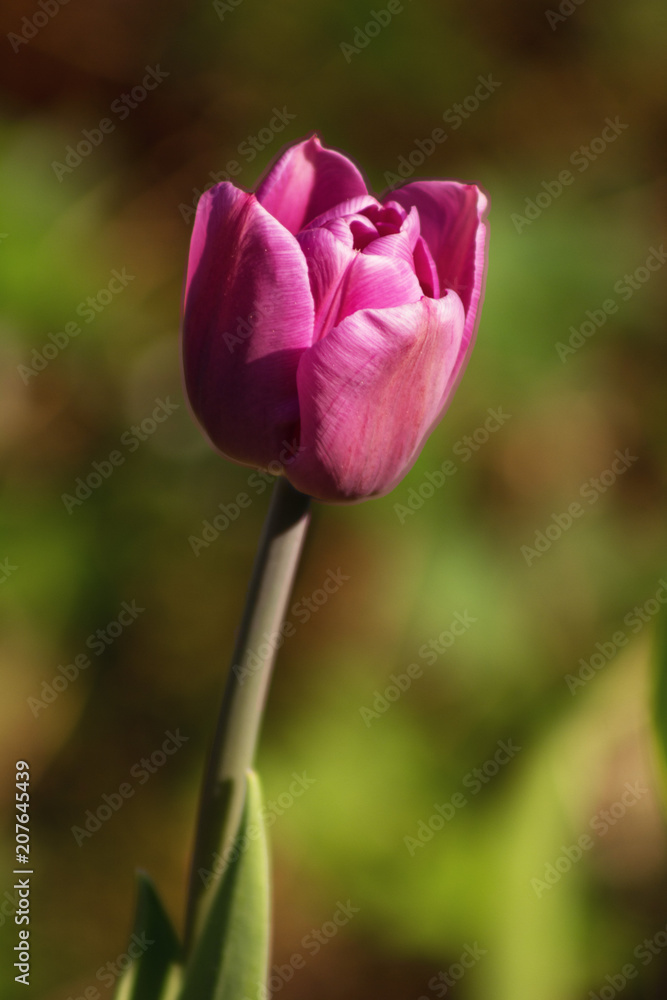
(182, 135, 488, 503)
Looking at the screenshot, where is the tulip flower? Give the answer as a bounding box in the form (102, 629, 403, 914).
(182, 134, 488, 503)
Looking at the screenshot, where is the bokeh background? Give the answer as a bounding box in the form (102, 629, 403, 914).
(1, 0, 666, 997)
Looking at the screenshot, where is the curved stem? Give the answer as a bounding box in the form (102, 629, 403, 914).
(184, 476, 311, 952)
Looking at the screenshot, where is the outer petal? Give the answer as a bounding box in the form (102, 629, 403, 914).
(389, 181, 488, 355)
(287, 293, 466, 502)
(182, 182, 314, 468)
(256, 135, 369, 234)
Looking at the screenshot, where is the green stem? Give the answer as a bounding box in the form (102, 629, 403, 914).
(184, 476, 311, 952)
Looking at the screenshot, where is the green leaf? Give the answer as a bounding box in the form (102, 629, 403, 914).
(178, 769, 270, 1000)
(653, 603, 667, 805)
(113, 872, 182, 1000)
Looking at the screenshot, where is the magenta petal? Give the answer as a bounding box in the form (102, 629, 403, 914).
(362, 229, 416, 267)
(287, 293, 466, 502)
(182, 182, 314, 468)
(297, 227, 422, 339)
(256, 135, 369, 234)
(342, 251, 422, 319)
(390, 181, 488, 349)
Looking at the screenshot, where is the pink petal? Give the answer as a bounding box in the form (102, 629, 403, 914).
(389, 181, 488, 352)
(362, 230, 416, 268)
(182, 182, 314, 469)
(287, 293, 466, 502)
(256, 135, 369, 234)
(296, 227, 422, 341)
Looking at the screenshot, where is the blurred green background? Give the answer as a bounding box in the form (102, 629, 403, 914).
(1, 0, 666, 997)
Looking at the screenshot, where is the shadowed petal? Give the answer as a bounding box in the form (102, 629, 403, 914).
(182, 182, 314, 468)
(288, 293, 466, 502)
(413, 236, 440, 298)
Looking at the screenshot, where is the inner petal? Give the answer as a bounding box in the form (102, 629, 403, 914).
(297, 227, 423, 342)
(349, 215, 379, 249)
